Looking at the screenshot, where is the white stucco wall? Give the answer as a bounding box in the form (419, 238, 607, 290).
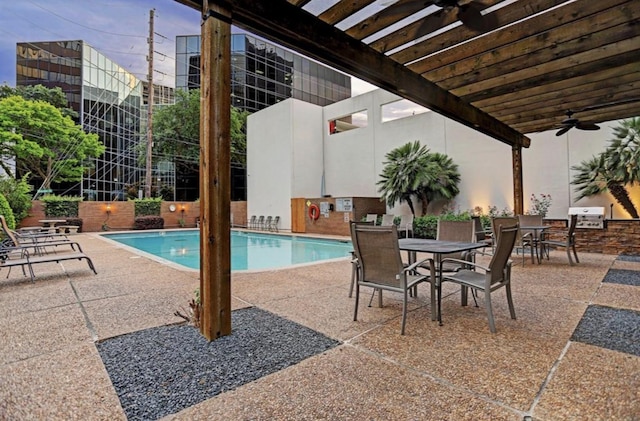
(248, 90, 630, 231)
(247, 100, 323, 231)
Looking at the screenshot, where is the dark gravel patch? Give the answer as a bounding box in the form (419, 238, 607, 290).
(571, 305, 640, 357)
(617, 254, 640, 262)
(96, 307, 340, 421)
(602, 268, 640, 287)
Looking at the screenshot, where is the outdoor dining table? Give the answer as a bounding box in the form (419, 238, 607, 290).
(398, 238, 487, 324)
(519, 225, 550, 264)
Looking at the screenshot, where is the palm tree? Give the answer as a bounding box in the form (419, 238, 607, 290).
(377, 141, 460, 215)
(377, 141, 432, 215)
(571, 154, 639, 219)
(417, 152, 460, 215)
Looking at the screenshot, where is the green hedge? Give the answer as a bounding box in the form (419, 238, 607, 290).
(40, 195, 81, 217)
(134, 198, 162, 217)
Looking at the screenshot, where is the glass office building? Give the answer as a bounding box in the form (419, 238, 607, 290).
(176, 34, 351, 111)
(16, 40, 173, 201)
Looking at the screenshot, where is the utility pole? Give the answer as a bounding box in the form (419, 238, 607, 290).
(145, 9, 155, 198)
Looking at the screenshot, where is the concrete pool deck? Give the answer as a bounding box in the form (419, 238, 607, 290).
(1, 232, 639, 420)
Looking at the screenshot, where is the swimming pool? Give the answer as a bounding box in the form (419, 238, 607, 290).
(102, 230, 353, 271)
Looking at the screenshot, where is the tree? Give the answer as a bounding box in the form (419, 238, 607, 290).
(0, 96, 104, 188)
(377, 141, 460, 215)
(571, 118, 640, 218)
(149, 88, 248, 175)
(0, 84, 77, 119)
(0, 174, 33, 224)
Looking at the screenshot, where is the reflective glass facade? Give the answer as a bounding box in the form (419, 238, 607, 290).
(176, 34, 351, 112)
(16, 40, 171, 201)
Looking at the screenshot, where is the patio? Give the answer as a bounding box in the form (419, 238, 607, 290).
(0, 232, 638, 420)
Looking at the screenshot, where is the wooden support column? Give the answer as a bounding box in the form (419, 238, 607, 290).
(199, 0, 232, 340)
(512, 145, 524, 216)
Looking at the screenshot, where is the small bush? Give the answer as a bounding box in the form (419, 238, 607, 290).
(0, 193, 16, 230)
(134, 215, 164, 230)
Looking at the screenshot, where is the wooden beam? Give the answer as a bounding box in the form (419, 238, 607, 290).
(512, 146, 523, 216)
(175, 0, 529, 148)
(199, 0, 232, 340)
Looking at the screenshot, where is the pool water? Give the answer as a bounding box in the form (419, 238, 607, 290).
(102, 230, 353, 271)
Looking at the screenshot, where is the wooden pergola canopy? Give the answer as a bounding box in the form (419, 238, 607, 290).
(177, 0, 640, 148)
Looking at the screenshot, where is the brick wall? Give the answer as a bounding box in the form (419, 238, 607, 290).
(544, 218, 640, 255)
(18, 201, 247, 233)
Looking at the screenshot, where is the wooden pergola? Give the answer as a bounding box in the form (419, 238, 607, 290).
(174, 0, 640, 339)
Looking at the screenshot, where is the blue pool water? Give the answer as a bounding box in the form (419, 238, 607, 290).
(102, 230, 353, 271)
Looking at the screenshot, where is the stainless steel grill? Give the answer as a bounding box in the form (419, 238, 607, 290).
(569, 207, 605, 229)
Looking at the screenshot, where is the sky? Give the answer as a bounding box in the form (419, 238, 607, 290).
(0, 0, 377, 95)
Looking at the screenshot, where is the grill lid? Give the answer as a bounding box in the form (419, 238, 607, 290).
(568, 207, 605, 216)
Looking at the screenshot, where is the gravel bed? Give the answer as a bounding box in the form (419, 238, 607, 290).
(96, 307, 340, 420)
(617, 254, 640, 262)
(603, 268, 640, 287)
(571, 305, 640, 357)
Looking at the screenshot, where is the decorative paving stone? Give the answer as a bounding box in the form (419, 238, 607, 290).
(96, 307, 340, 421)
(571, 305, 640, 357)
(602, 268, 640, 287)
(617, 254, 640, 263)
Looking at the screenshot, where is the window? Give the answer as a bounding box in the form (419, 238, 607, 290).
(381, 99, 429, 122)
(329, 110, 368, 135)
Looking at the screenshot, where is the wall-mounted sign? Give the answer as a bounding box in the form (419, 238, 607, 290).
(320, 201, 330, 217)
(335, 198, 353, 212)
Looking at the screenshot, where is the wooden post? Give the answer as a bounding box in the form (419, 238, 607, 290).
(512, 145, 524, 216)
(199, 0, 232, 340)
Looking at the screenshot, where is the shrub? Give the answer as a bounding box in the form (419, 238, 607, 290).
(41, 195, 81, 217)
(134, 198, 162, 217)
(0, 174, 33, 224)
(0, 193, 16, 230)
(529, 193, 552, 217)
(134, 215, 164, 230)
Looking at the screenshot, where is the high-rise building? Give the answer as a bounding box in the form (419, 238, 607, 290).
(176, 34, 351, 111)
(16, 40, 174, 201)
(174, 34, 352, 200)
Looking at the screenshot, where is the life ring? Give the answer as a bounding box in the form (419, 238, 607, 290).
(308, 204, 320, 220)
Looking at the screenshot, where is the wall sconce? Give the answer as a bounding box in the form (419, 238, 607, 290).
(106, 203, 112, 214)
(180, 204, 186, 215)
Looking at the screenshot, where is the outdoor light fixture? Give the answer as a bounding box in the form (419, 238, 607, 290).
(106, 203, 112, 214)
(180, 204, 186, 213)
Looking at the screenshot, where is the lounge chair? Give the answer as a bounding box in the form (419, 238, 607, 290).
(264, 216, 272, 231)
(0, 239, 97, 283)
(256, 215, 265, 231)
(247, 215, 257, 229)
(1, 215, 76, 255)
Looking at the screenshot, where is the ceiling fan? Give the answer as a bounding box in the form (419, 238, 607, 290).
(433, 0, 497, 32)
(555, 110, 600, 137)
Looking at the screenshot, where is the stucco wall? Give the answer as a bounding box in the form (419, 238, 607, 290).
(247, 89, 635, 232)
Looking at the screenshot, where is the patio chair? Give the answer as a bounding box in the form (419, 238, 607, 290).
(268, 216, 280, 232)
(256, 215, 265, 230)
(517, 214, 544, 263)
(491, 216, 532, 265)
(472, 216, 492, 248)
(540, 214, 579, 266)
(380, 214, 395, 227)
(351, 224, 436, 335)
(398, 214, 414, 238)
(247, 215, 256, 229)
(440, 223, 518, 333)
(264, 216, 272, 231)
(435, 220, 476, 273)
(365, 214, 378, 225)
(348, 220, 374, 298)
